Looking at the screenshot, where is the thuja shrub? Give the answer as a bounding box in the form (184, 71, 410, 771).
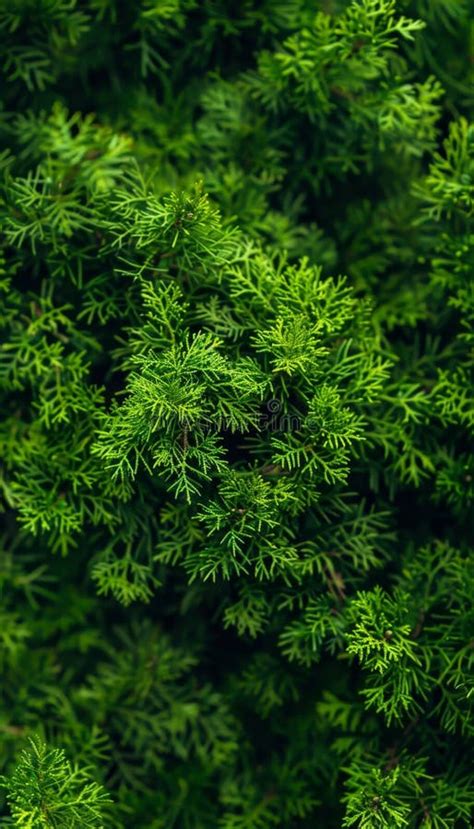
(0, 1, 473, 827)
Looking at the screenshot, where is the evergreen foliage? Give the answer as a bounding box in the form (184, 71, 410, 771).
(0, 1, 473, 827)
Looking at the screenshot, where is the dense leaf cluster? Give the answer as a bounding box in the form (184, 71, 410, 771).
(0, 1, 473, 827)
